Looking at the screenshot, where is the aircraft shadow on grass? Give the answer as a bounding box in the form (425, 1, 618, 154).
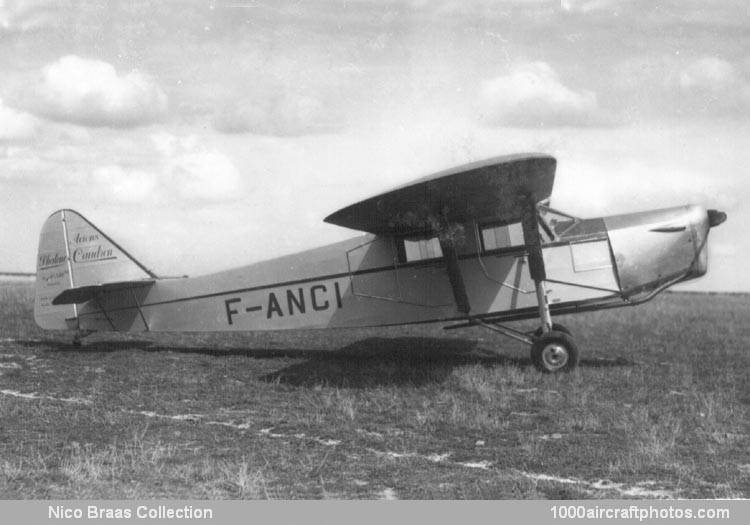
(17, 336, 636, 388)
(257, 338, 637, 388)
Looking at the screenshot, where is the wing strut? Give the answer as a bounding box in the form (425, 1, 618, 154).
(439, 238, 471, 314)
(521, 194, 552, 333)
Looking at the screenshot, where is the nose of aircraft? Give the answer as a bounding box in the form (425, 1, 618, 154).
(604, 204, 724, 292)
(707, 209, 727, 228)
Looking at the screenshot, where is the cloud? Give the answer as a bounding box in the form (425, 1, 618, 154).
(28, 55, 168, 127)
(560, 0, 625, 13)
(553, 158, 716, 217)
(612, 55, 750, 120)
(0, 0, 59, 33)
(479, 62, 604, 128)
(0, 124, 242, 204)
(87, 134, 242, 205)
(0, 98, 38, 141)
(90, 165, 158, 204)
(151, 133, 243, 202)
(674, 56, 750, 116)
(679, 57, 739, 91)
(213, 91, 340, 136)
(0, 146, 49, 178)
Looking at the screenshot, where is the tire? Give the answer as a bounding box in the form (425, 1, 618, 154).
(531, 330, 579, 373)
(533, 323, 571, 338)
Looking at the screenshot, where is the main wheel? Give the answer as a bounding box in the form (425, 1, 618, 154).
(530, 330, 579, 373)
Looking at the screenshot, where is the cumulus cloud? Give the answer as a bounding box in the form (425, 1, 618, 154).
(674, 56, 750, 115)
(88, 134, 243, 205)
(560, 0, 625, 13)
(0, 0, 57, 32)
(213, 91, 339, 136)
(29, 55, 168, 127)
(613, 55, 750, 120)
(0, 97, 38, 141)
(0, 145, 49, 178)
(479, 62, 604, 128)
(679, 57, 738, 91)
(151, 133, 243, 202)
(90, 165, 158, 204)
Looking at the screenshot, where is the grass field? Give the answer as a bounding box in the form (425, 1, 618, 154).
(0, 281, 748, 499)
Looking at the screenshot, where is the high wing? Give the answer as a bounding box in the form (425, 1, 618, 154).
(324, 153, 556, 235)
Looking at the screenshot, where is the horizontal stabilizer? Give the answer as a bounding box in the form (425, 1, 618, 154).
(52, 279, 155, 305)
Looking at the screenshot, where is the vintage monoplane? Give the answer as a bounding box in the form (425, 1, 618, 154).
(34, 153, 725, 372)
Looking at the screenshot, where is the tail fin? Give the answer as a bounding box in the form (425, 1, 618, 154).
(35, 209, 156, 330)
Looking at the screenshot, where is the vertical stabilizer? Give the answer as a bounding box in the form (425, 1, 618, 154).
(34, 209, 155, 330)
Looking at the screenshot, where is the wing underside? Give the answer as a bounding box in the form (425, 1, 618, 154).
(324, 153, 556, 235)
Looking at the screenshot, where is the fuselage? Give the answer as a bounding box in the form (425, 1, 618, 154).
(69, 204, 716, 333)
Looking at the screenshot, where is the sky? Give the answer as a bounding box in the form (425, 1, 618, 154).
(0, 0, 748, 291)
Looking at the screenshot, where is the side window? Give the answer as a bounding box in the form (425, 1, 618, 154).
(400, 236, 443, 262)
(480, 222, 525, 251)
(571, 240, 612, 272)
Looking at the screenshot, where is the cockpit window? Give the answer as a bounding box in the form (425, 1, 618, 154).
(538, 205, 580, 240)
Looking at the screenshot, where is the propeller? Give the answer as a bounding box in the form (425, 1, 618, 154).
(707, 209, 727, 228)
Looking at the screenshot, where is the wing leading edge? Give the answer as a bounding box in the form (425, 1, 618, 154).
(324, 153, 556, 235)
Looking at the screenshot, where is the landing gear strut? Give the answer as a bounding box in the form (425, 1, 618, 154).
(467, 318, 579, 373)
(522, 195, 579, 372)
(533, 323, 571, 337)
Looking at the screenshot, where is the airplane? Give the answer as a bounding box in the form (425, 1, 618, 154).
(33, 153, 726, 372)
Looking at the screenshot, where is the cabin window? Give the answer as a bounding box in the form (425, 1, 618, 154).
(571, 240, 612, 272)
(480, 222, 525, 251)
(400, 236, 443, 262)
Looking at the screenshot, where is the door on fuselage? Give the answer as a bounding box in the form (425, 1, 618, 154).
(345, 235, 453, 307)
(469, 220, 537, 312)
